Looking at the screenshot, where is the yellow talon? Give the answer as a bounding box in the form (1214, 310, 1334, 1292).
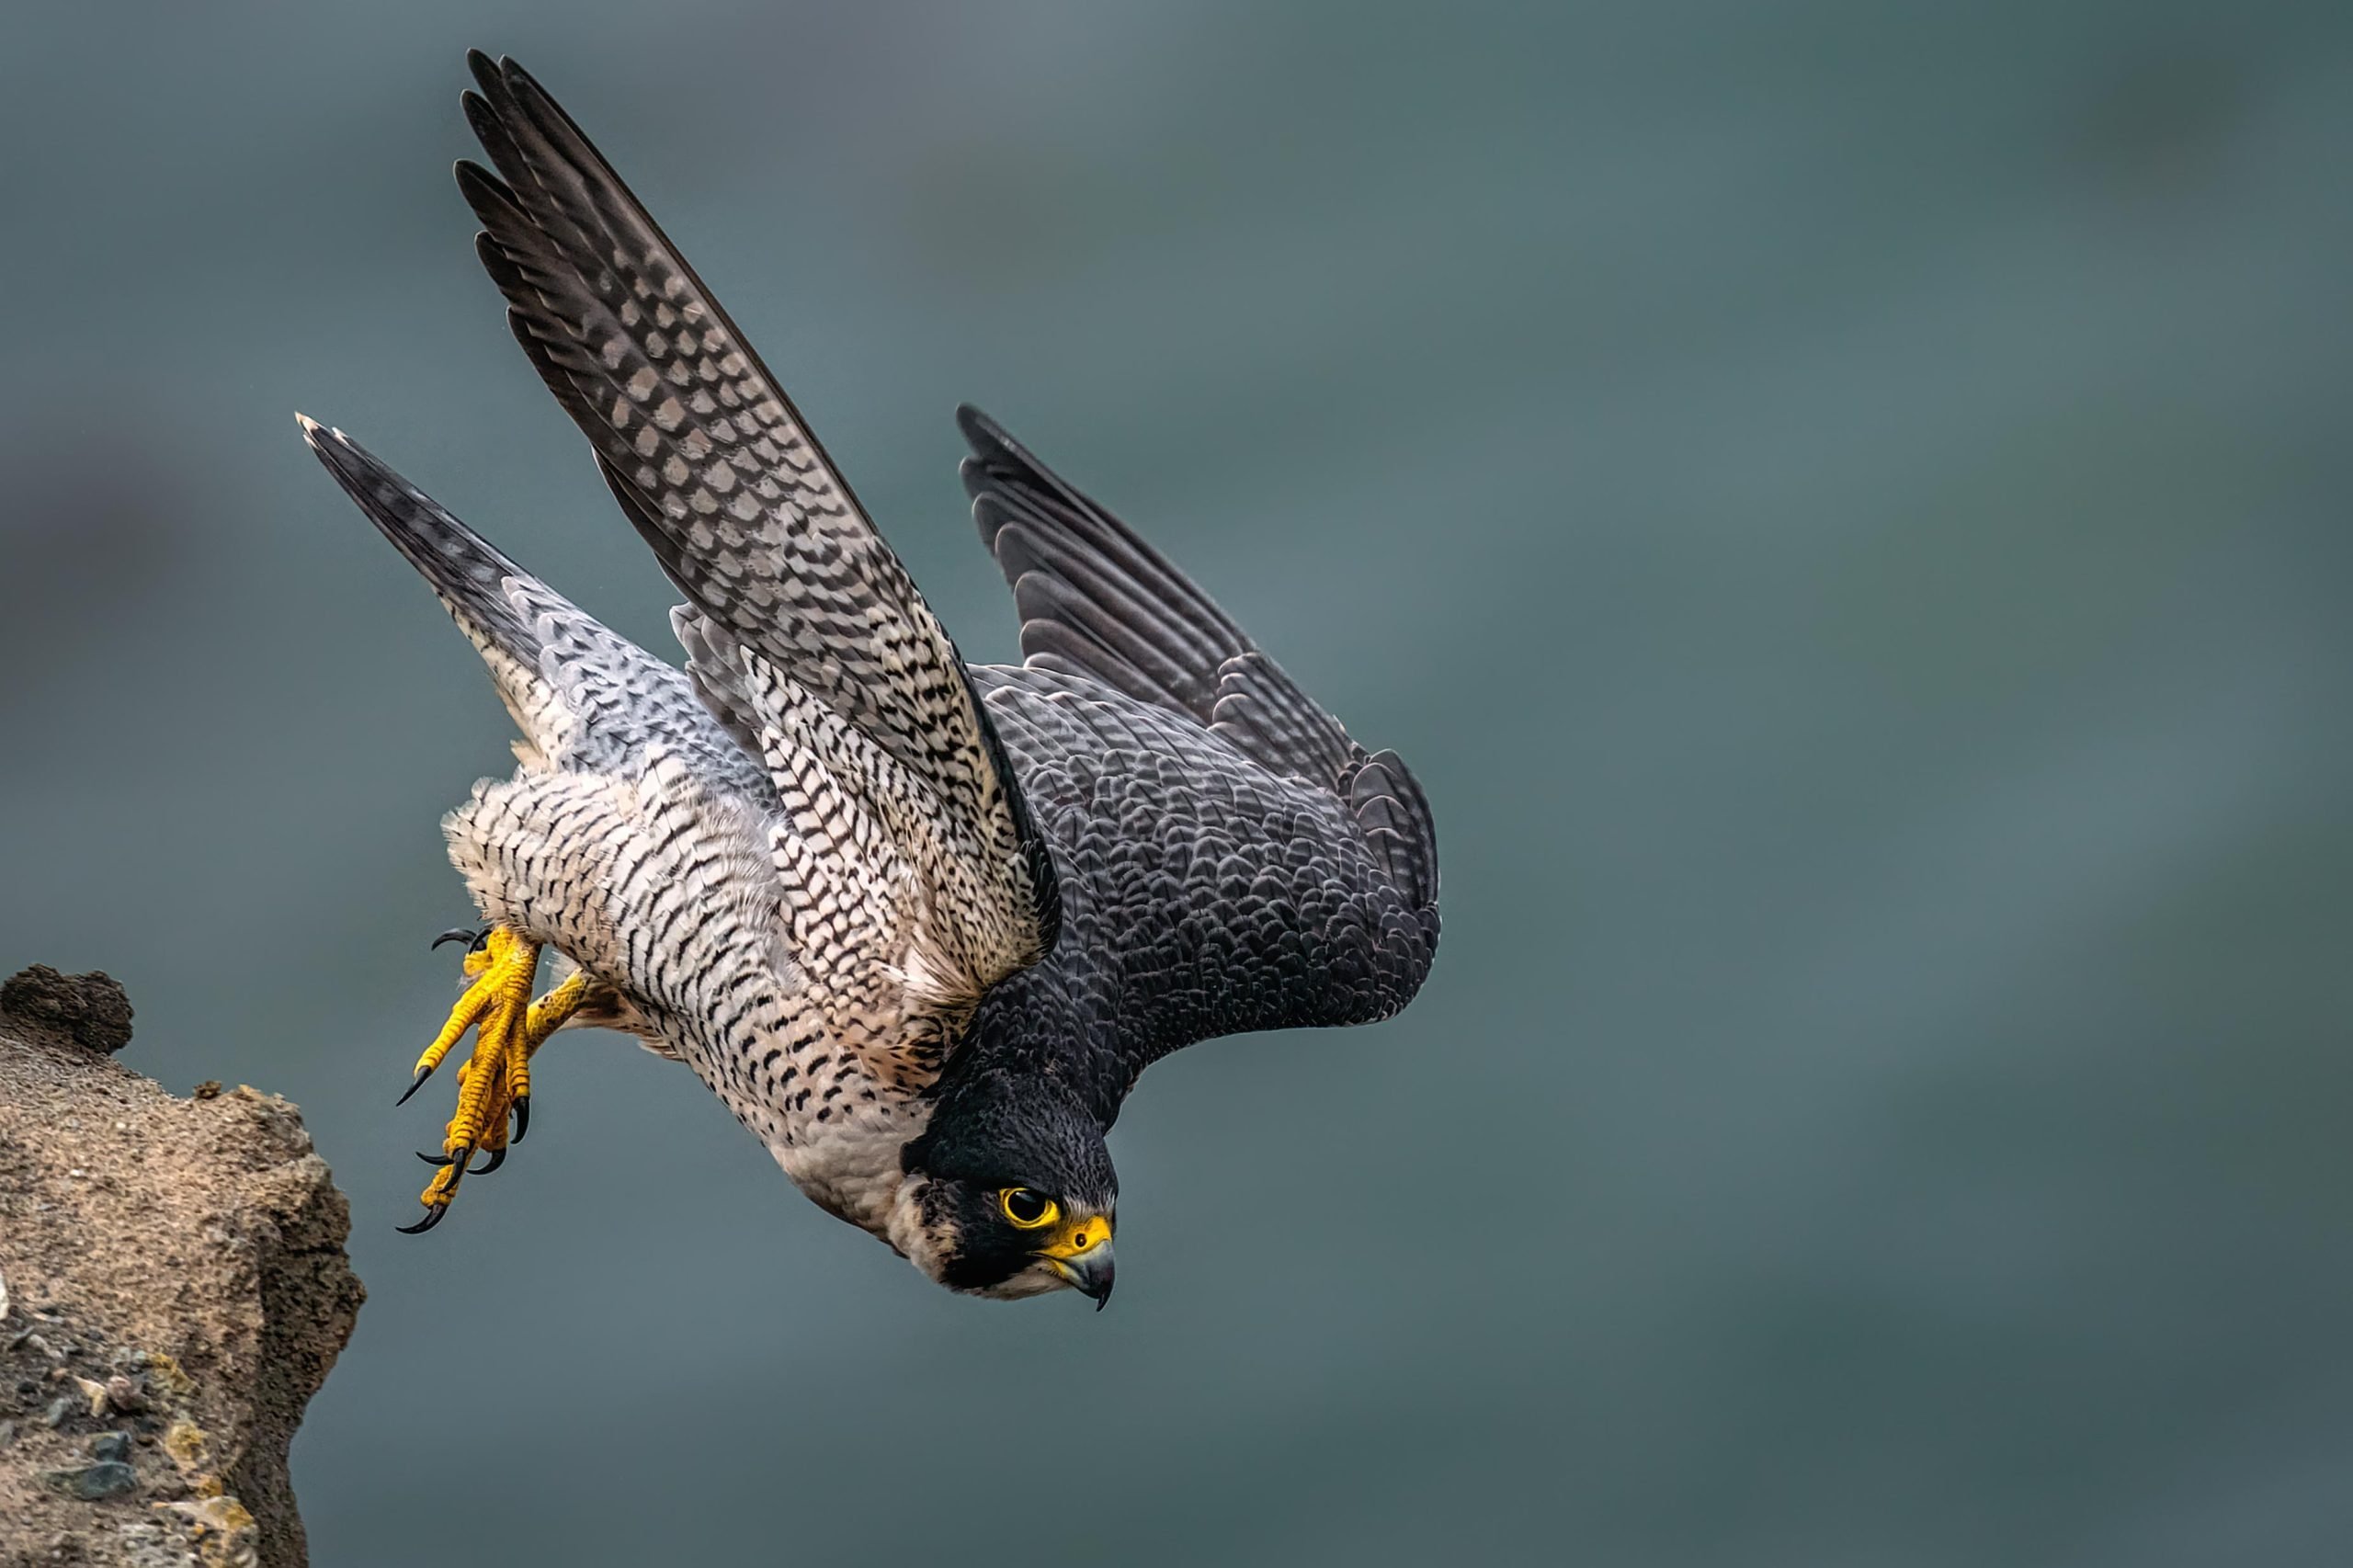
(400, 927, 589, 1232)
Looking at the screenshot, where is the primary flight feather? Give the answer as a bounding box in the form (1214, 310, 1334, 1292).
(301, 51, 1438, 1303)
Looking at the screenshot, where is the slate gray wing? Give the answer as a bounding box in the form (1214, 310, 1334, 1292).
(958, 408, 1438, 1104)
(454, 53, 1057, 1017)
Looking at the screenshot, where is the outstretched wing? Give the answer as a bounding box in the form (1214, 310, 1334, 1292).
(959, 408, 1438, 1102)
(455, 54, 1057, 1042)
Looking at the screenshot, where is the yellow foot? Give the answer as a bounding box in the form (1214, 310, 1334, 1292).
(396, 926, 587, 1233)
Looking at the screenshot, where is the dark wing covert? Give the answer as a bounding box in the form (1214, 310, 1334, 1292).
(957, 408, 1439, 1102)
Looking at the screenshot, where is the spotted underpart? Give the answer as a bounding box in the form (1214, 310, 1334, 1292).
(298, 52, 1438, 1293)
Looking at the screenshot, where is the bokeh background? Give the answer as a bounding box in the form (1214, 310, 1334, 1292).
(5, 2, 2351, 1562)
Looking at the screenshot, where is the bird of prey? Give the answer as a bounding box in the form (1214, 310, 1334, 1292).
(300, 53, 1439, 1304)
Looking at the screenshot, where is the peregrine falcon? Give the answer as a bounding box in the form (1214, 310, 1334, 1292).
(300, 53, 1439, 1304)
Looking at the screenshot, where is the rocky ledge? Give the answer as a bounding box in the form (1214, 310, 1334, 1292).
(0, 968, 363, 1568)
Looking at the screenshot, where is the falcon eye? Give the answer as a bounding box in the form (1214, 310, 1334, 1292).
(998, 1187, 1058, 1229)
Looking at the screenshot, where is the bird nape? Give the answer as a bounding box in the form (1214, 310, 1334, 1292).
(297, 51, 1439, 1305)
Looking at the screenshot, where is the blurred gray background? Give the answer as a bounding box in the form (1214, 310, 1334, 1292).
(5, 2, 2350, 1563)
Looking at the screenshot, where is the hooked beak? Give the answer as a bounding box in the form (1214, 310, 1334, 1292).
(1035, 1211, 1115, 1309)
(1046, 1243, 1116, 1309)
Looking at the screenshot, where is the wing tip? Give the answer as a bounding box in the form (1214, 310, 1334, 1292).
(955, 402, 1001, 449)
(295, 413, 371, 477)
(463, 47, 505, 95)
(456, 157, 519, 228)
(957, 403, 1041, 482)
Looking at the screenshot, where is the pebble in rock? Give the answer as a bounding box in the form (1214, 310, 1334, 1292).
(42, 1395, 74, 1427)
(56, 1460, 140, 1500)
(92, 1431, 134, 1462)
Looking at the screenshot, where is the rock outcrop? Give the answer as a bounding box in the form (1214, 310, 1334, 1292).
(0, 968, 363, 1568)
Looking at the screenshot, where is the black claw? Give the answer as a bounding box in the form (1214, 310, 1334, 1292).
(432, 926, 485, 951)
(395, 1203, 450, 1235)
(395, 1064, 435, 1107)
(471, 1145, 506, 1175)
(415, 1149, 455, 1166)
(510, 1096, 529, 1143)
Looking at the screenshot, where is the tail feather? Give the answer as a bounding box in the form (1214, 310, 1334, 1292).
(297, 415, 568, 763)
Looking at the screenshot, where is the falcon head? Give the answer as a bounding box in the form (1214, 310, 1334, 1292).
(894, 1079, 1118, 1306)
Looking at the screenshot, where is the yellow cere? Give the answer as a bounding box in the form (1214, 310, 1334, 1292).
(1040, 1213, 1108, 1261)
